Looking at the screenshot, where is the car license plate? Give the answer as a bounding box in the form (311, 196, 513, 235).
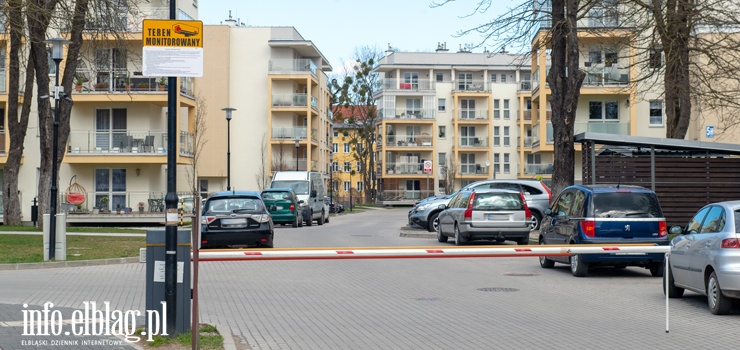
(221, 218, 247, 225)
(487, 214, 507, 220)
(276, 206, 283, 210)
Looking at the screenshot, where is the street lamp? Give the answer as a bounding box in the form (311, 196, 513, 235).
(222, 107, 236, 191)
(294, 139, 300, 171)
(46, 37, 71, 261)
(328, 78, 337, 207)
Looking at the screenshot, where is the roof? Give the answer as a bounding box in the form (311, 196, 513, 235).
(575, 132, 740, 155)
(262, 188, 294, 193)
(376, 52, 530, 72)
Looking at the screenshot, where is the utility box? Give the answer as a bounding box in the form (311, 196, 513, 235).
(145, 229, 191, 334)
(43, 213, 67, 261)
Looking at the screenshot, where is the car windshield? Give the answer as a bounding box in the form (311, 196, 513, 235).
(271, 181, 309, 195)
(473, 193, 524, 210)
(592, 192, 662, 218)
(205, 197, 263, 213)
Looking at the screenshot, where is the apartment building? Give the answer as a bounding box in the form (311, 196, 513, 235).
(197, 25, 333, 195)
(0, 1, 200, 223)
(373, 45, 532, 205)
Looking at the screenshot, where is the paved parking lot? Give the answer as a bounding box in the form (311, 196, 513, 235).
(1, 207, 738, 349)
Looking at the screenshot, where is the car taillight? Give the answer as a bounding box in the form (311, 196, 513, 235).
(542, 182, 552, 203)
(721, 238, 740, 248)
(201, 216, 216, 224)
(290, 203, 295, 211)
(520, 192, 531, 219)
(658, 220, 667, 237)
(580, 220, 596, 238)
(464, 193, 475, 220)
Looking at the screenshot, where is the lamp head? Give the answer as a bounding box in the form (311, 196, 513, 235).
(222, 107, 236, 121)
(45, 37, 71, 61)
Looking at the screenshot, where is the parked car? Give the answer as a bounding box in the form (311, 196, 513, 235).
(664, 201, 740, 315)
(325, 197, 344, 213)
(409, 179, 551, 232)
(538, 184, 668, 277)
(436, 189, 532, 245)
(262, 188, 303, 228)
(200, 191, 275, 248)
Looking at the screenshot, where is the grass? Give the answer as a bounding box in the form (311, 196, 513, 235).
(0, 225, 148, 233)
(136, 324, 223, 349)
(0, 234, 145, 264)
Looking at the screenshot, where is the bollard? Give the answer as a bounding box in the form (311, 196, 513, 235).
(42, 213, 67, 261)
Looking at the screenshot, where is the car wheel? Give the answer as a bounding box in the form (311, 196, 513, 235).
(325, 213, 329, 223)
(707, 271, 733, 315)
(663, 265, 684, 298)
(436, 223, 448, 243)
(530, 211, 542, 231)
(517, 236, 530, 245)
(649, 262, 664, 277)
(427, 212, 440, 232)
(539, 240, 554, 268)
(292, 215, 298, 228)
(570, 254, 589, 277)
(454, 224, 467, 246)
(317, 211, 325, 225)
(305, 211, 313, 226)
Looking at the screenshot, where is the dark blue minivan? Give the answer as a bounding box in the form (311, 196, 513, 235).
(538, 184, 668, 277)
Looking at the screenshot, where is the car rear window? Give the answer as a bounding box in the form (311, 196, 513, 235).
(472, 193, 524, 211)
(262, 192, 290, 200)
(734, 211, 740, 233)
(206, 197, 263, 213)
(592, 192, 662, 218)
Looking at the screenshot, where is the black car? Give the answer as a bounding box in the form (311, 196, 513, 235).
(325, 197, 344, 213)
(200, 191, 275, 248)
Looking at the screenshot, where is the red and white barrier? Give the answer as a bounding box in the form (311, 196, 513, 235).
(195, 244, 670, 261)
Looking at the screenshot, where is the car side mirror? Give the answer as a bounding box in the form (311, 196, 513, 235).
(298, 200, 305, 204)
(438, 204, 447, 209)
(544, 208, 552, 216)
(311, 190, 317, 198)
(668, 225, 683, 235)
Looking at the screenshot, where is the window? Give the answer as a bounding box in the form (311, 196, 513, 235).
(199, 179, 209, 199)
(333, 130, 338, 137)
(343, 162, 351, 172)
(94, 168, 126, 210)
(343, 181, 350, 192)
(503, 99, 510, 119)
(438, 98, 446, 112)
(589, 101, 619, 120)
(406, 98, 421, 116)
(438, 126, 446, 139)
(460, 99, 476, 119)
(343, 143, 350, 153)
(461, 153, 476, 174)
(649, 100, 663, 126)
(356, 182, 364, 192)
(356, 143, 363, 153)
(331, 162, 338, 171)
(460, 126, 476, 146)
(332, 181, 338, 192)
(500, 74, 506, 83)
(589, 101, 603, 120)
(332, 143, 338, 153)
(504, 153, 510, 174)
(493, 126, 500, 146)
(458, 73, 473, 90)
(438, 152, 446, 166)
(356, 162, 362, 172)
(503, 126, 510, 146)
(605, 101, 619, 120)
(491, 73, 497, 83)
(403, 72, 419, 89)
(436, 72, 444, 82)
(95, 108, 127, 151)
(649, 47, 662, 68)
(493, 99, 500, 119)
(493, 153, 500, 175)
(605, 51, 618, 65)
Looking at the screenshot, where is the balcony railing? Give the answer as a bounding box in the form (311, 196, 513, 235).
(454, 80, 489, 92)
(517, 136, 533, 148)
(459, 137, 489, 148)
(271, 159, 313, 172)
(520, 110, 532, 121)
(268, 59, 318, 77)
(74, 69, 169, 93)
(379, 108, 435, 120)
(459, 164, 488, 175)
(385, 162, 425, 175)
(68, 130, 169, 154)
(60, 190, 187, 213)
(180, 77, 194, 97)
(518, 80, 532, 91)
(0, 68, 6, 93)
(271, 127, 308, 139)
(583, 64, 629, 86)
(0, 131, 5, 155)
(83, 7, 168, 33)
(574, 121, 629, 135)
(179, 131, 194, 156)
(272, 93, 311, 108)
(311, 128, 318, 141)
(385, 134, 433, 147)
(457, 109, 489, 121)
(524, 164, 553, 175)
(377, 190, 434, 201)
(378, 78, 435, 91)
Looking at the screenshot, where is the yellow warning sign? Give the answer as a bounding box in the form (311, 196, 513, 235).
(143, 19, 203, 48)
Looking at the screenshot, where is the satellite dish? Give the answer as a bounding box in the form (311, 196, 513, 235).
(485, 160, 491, 167)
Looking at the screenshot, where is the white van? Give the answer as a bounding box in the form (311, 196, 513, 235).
(270, 171, 328, 226)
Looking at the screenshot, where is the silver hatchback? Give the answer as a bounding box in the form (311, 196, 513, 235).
(664, 201, 740, 315)
(436, 189, 531, 245)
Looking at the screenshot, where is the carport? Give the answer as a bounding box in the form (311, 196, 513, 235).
(576, 132, 740, 226)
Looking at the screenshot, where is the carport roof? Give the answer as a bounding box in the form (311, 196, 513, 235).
(574, 132, 740, 155)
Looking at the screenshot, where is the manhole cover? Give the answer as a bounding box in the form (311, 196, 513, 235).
(415, 298, 439, 302)
(503, 273, 539, 277)
(477, 287, 520, 292)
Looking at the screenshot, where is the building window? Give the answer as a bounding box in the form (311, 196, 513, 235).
(438, 98, 446, 112)
(589, 101, 619, 120)
(589, 49, 602, 64)
(458, 73, 473, 90)
(589, 101, 603, 120)
(493, 153, 500, 175)
(491, 73, 497, 83)
(406, 98, 421, 116)
(503, 99, 510, 119)
(605, 101, 619, 120)
(605, 51, 618, 65)
(493, 99, 500, 119)
(461, 153, 476, 174)
(333, 130, 338, 137)
(649, 47, 662, 68)
(493, 126, 500, 146)
(343, 181, 350, 192)
(403, 72, 419, 89)
(356, 162, 362, 172)
(436, 72, 444, 82)
(357, 181, 364, 192)
(504, 153, 510, 174)
(343, 143, 350, 153)
(503, 126, 510, 146)
(650, 100, 663, 126)
(438, 125, 446, 139)
(332, 181, 338, 192)
(500, 74, 506, 83)
(460, 99, 476, 119)
(343, 162, 351, 172)
(438, 152, 446, 166)
(331, 162, 338, 171)
(332, 143, 338, 153)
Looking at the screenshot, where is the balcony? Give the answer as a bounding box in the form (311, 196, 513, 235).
(179, 131, 194, 156)
(0, 130, 5, 156)
(574, 121, 629, 135)
(378, 78, 435, 91)
(67, 130, 169, 155)
(271, 127, 308, 139)
(74, 69, 169, 93)
(518, 81, 532, 92)
(582, 64, 629, 86)
(272, 93, 313, 108)
(0, 68, 5, 93)
(377, 190, 434, 202)
(384, 162, 425, 175)
(531, 122, 554, 147)
(457, 109, 489, 121)
(524, 163, 553, 175)
(519, 110, 532, 122)
(458, 137, 488, 149)
(459, 164, 489, 175)
(385, 134, 433, 147)
(179, 77, 194, 97)
(83, 7, 168, 33)
(517, 136, 533, 148)
(379, 108, 435, 120)
(453, 80, 490, 92)
(271, 159, 315, 172)
(268, 59, 318, 78)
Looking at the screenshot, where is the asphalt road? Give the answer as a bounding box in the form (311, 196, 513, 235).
(1, 207, 738, 349)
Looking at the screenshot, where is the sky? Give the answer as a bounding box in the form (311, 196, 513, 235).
(197, 0, 511, 73)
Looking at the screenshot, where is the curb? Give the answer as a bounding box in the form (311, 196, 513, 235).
(217, 324, 238, 350)
(0, 257, 141, 271)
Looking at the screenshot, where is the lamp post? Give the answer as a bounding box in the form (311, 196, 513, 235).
(295, 139, 300, 171)
(46, 37, 70, 261)
(328, 78, 337, 209)
(222, 107, 236, 191)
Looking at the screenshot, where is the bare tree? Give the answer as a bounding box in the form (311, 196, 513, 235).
(185, 95, 208, 195)
(442, 152, 457, 195)
(255, 135, 270, 191)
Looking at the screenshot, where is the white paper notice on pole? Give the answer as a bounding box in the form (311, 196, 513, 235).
(423, 160, 433, 174)
(143, 47, 203, 77)
(153, 260, 184, 283)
